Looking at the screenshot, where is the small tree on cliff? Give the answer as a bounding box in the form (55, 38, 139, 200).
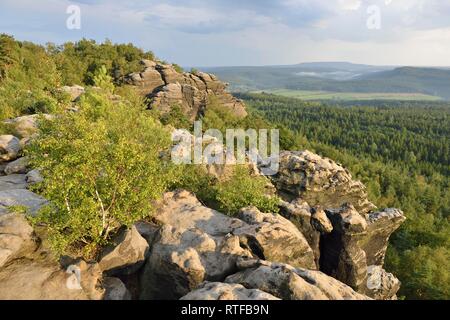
(27, 71, 176, 256)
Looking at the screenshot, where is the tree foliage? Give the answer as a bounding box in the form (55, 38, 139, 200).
(26, 83, 175, 256)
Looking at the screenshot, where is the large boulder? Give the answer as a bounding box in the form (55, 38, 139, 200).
(225, 259, 370, 300)
(0, 135, 21, 163)
(140, 190, 317, 299)
(153, 190, 316, 269)
(98, 225, 149, 275)
(140, 224, 252, 300)
(0, 258, 104, 300)
(0, 189, 48, 216)
(124, 60, 165, 95)
(272, 151, 376, 214)
(234, 206, 316, 270)
(180, 282, 280, 300)
(4, 157, 29, 175)
(279, 199, 332, 267)
(0, 213, 36, 268)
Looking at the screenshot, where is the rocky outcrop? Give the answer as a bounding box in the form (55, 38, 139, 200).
(234, 206, 316, 270)
(272, 151, 376, 214)
(153, 190, 316, 269)
(365, 265, 400, 300)
(225, 259, 370, 300)
(0, 174, 28, 191)
(124, 59, 247, 121)
(140, 190, 316, 299)
(362, 208, 406, 266)
(99, 225, 149, 275)
(0, 189, 48, 216)
(319, 204, 368, 291)
(140, 224, 252, 300)
(180, 282, 280, 300)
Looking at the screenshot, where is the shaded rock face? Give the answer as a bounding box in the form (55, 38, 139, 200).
(98, 225, 149, 276)
(318, 204, 405, 297)
(180, 281, 280, 300)
(103, 277, 132, 300)
(225, 259, 370, 300)
(0, 189, 48, 216)
(124, 59, 247, 121)
(272, 151, 376, 214)
(319, 204, 368, 291)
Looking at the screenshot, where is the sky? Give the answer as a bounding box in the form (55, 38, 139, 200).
(1, 0, 450, 67)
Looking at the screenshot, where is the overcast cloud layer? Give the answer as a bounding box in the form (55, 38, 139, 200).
(1, 0, 450, 66)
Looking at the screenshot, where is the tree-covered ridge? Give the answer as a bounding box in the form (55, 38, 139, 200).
(239, 93, 450, 176)
(240, 92, 449, 300)
(0, 35, 157, 122)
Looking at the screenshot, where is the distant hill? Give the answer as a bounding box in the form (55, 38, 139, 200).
(201, 63, 450, 100)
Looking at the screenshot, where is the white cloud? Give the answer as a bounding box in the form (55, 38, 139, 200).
(338, 0, 362, 11)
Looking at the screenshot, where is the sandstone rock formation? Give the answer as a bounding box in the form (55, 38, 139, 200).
(0, 189, 48, 216)
(225, 259, 370, 300)
(99, 225, 149, 275)
(124, 59, 247, 121)
(140, 224, 252, 299)
(320, 204, 369, 291)
(272, 150, 376, 213)
(180, 281, 280, 300)
(362, 208, 406, 266)
(365, 265, 401, 300)
(0, 257, 104, 300)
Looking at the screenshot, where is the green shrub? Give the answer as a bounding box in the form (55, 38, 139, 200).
(27, 84, 175, 257)
(159, 104, 192, 129)
(214, 165, 280, 216)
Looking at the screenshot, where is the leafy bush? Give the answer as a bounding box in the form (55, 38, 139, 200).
(27, 82, 175, 256)
(214, 166, 280, 216)
(159, 104, 192, 129)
